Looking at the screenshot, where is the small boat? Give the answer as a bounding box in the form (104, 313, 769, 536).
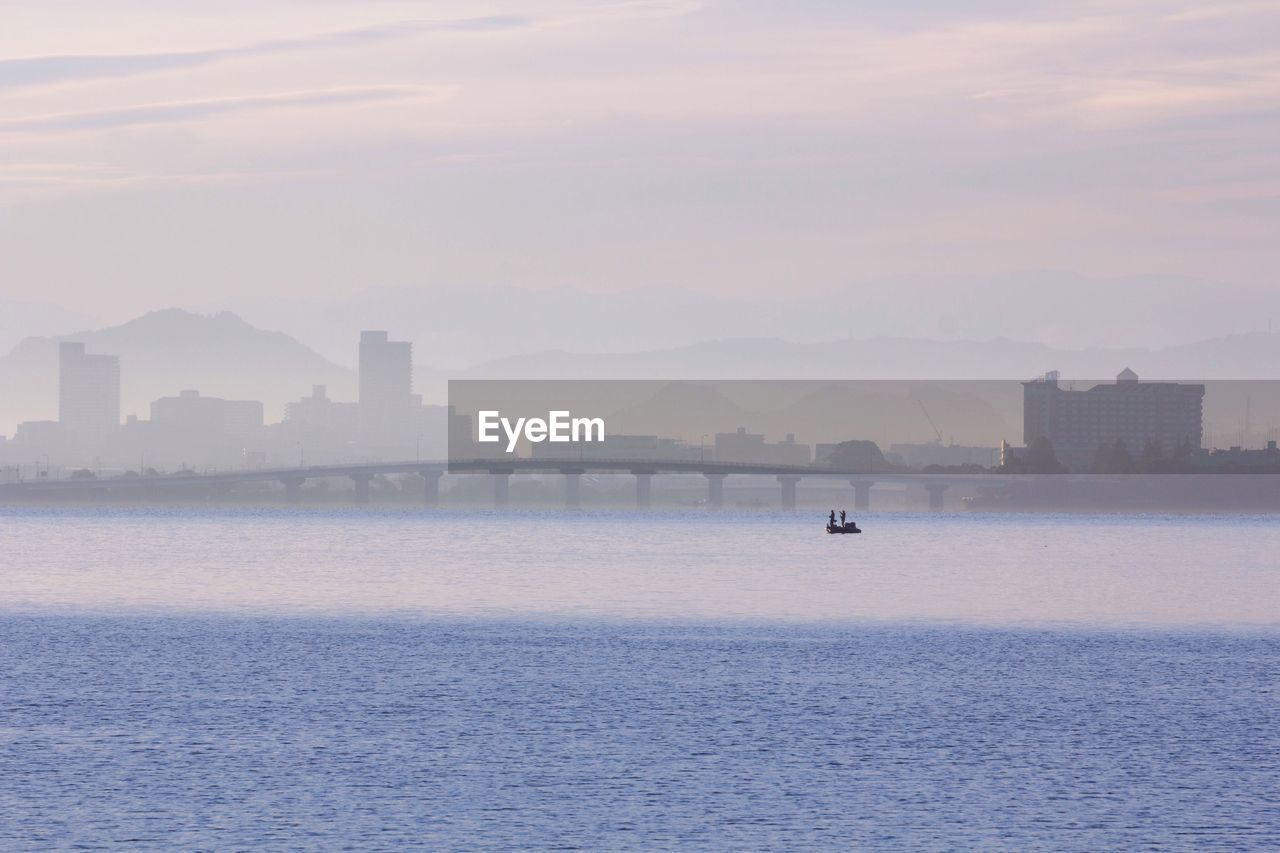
(826, 522, 861, 534)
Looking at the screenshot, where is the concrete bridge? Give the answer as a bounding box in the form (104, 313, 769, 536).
(0, 457, 1001, 510)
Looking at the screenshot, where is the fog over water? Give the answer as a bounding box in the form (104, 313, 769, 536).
(3, 508, 1276, 628)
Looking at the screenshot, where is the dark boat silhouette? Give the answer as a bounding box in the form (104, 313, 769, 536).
(826, 511, 860, 534)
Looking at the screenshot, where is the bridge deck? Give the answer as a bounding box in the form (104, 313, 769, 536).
(0, 457, 1021, 494)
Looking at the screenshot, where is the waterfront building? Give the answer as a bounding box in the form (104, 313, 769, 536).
(1023, 369, 1204, 472)
(715, 427, 811, 465)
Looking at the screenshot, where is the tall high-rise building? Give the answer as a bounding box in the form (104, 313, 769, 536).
(58, 342, 120, 438)
(358, 331, 413, 446)
(1023, 368, 1204, 472)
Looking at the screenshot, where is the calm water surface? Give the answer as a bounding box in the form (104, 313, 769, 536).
(0, 508, 1277, 848)
(2, 507, 1278, 625)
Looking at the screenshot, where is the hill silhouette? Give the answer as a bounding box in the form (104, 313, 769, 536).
(0, 310, 353, 433)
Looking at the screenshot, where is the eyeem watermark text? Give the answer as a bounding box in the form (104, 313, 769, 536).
(477, 411, 605, 453)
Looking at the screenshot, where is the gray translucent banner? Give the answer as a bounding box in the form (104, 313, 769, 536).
(449, 378, 1276, 468)
(447, 378, 1280, 510)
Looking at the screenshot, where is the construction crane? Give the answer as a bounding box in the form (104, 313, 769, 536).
(918, 400, 943, 445)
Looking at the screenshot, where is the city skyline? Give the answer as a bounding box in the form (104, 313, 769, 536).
(5, 308, 1280, 457)
(7, 335, 1280, 480)
(7, 368, 1280, 512)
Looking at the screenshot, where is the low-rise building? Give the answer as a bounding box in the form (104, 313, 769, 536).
(151, 390, 264, 438)
(888, 442, 999, 470)
(715, 427, 811, 466)
(1198, 441, 1280, 470)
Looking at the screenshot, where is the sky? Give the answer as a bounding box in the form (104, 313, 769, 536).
(1, 0, 1279, 364)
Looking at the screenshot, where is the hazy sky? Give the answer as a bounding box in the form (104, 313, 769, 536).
(2, 0, 1278, 361)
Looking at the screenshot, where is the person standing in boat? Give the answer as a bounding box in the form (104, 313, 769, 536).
(829, 510, 836, 527)
(840, 510, 847, 527)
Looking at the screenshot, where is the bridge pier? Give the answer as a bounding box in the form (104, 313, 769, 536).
(561, 468, 583, 508)
(421, 469, 442, 507)
(777, 475, 801, 510)
(282, 477, 304, 503)
(925, 482, 948, 511)
(352, 473, 372, 505)
(633, 470, 654, 509)
(851, 480, 874, 511)
(490, 469, 512, 508)
(705, 472, 727, 509)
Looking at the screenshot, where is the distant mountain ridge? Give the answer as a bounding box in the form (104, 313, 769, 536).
(460, 333, 1280, 381)
(0, 298, 99, 355)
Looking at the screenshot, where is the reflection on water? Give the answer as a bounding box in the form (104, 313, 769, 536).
(0, 508, 1276, 627)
